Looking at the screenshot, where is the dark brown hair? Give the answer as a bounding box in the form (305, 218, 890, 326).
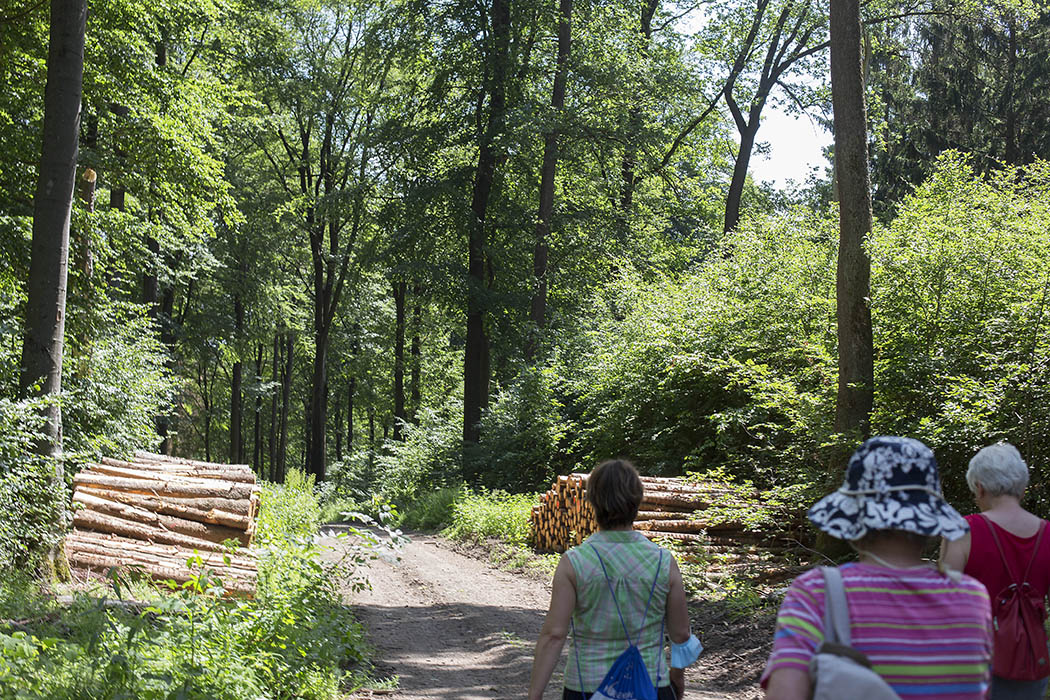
(587, 459, 644, 530)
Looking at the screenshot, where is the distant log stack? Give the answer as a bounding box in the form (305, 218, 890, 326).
(65, 451, 261, 595)
(529, 473, 806, 586)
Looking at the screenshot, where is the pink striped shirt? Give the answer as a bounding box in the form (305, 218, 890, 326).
(761, 563, 992, 698)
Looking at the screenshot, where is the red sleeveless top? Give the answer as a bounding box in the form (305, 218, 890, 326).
(963, 513, 1050, 599)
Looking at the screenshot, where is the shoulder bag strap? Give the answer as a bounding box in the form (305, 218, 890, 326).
(1020, 520, 1048, 586)
(821, 566, 851, 646)
(981, 514, 1020, 584)
(639, 550, 664, 687)
(590, 543, 634, 645)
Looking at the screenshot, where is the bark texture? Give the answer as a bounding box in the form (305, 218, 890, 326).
(830, 0, 874, 436)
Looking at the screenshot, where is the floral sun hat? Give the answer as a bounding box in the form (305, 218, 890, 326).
(807, 436, 970, 542)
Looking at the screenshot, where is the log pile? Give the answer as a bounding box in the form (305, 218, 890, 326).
(66, 451, 261, 595)
(529, 473, 807, 587)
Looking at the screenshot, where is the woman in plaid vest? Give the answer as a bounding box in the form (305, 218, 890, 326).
(528, 459, 702, 699)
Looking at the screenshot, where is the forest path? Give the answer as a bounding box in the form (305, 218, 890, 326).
(326, 530, 748, 700)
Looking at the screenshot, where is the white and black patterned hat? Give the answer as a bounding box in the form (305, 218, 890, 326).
(807, 436, 970, 542)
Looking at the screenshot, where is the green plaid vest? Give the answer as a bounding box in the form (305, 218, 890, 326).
(563, 530, 671, 692)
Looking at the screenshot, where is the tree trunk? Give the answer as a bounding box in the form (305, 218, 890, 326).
(393, 281, 407, 440)
(20, 0, 87, 472)
(527, 0, 573, 362)
(1003, 19, 1018, 165)
(268, 332, 280, 480)
(367, 406, 376, 475)
(347, 375, 355, 452)
(723, 119, 760, 233)
(464, 0, 512, 452)
(334, 380, 343, 461)
(253, 344, 263, 475)
(277, 332, 293, 483)
(409, 287, 421, 420)
(830, 0, 874, 436)
(158, 285, 176, 454)
(230, 297, 244, 464)
(307, 332, 327, 479)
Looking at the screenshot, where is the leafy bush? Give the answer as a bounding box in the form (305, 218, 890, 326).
(0, 397, 65, 571)
(559, 208, 839, 487)
(373, 397, 462, 504)
(871, 153, 1050, 512)
(443, 488, 535, 546)
(62, 299, 174, 458)
(399, 486, 461, 530)
(255, 468, 320, 546)
(0, 471, 388, 699)
(472, 367, 567, 491)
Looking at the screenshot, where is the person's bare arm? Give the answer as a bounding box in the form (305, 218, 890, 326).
(666, 558, 691, 697)
(666, 558, 690, 644)
(764, 667, 810, 700)
(940, 531, 971, 574)
(528, 556, 576, 700)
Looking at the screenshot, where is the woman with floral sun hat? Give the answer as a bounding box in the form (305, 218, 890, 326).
(762, 436, 993, 700)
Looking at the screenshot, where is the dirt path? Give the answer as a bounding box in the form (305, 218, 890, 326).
(328, 530, 761, 700)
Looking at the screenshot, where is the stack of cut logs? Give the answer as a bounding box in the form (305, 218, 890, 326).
(66, 451, 261, 595)
(530, 473, 801, 565)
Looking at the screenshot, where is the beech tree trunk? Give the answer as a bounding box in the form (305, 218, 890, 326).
(268, 332, 280, 480)
(230, 296, 244, 464)
(830, 0, 874, 436)
(409, 287, 421, 420)
(527, 0, 573, 361)
(464, 0, 511, 453)
(276, 332, 293, 483)
(347, 375, 355, 452)
(393, 281, 406, 440)
(20, 0, 87, 467)
(252, 344, 263, 474)
(723, 119, 760, 233)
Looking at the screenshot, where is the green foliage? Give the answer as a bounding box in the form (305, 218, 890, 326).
(0, 474, 393, 699)
(372, 398, 463, 505)
(255, 468, 320, 546)
(560, 208, 839, 485)
(0, 397, 65, 571)
(871, 153, 1050, 512)
(472, 367, 566, 491)
(63, 300, 174, 458)
(398, 486, 462, 531)
(442, 488, 535, 547)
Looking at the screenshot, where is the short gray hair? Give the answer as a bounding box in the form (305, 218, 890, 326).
(967, 443, 1029, 499)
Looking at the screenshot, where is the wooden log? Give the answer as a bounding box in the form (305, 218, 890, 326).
(73, 509, 227, 552)
(639, 492, 713, 510)
(77, 487, 251, 528)
(67, 550, 255, 595)
(73, 471, 255, 500)
(134, 451, 251, 472)
(100, 457, 256, 483)
(634, 519, 748, 534)
(87, 462, 250, 488)
(66, 536, 258, 577)
(68, 529, 256, 564)
(638, 531, 707, 544)
(73, 491, 249, 545)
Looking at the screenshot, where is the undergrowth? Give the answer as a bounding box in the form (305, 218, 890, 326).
(0, 468, 397, 699)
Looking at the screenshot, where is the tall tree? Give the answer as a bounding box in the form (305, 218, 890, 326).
(463, 0, 513, 451)
(18, 0, 87, 577)
(830, 0, 874, 435)
(19, 0, 88, 458)
(716, 0, 829, 232)
(527, 0, 573, 361)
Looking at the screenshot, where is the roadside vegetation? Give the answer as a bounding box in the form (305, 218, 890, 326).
(0, 470, 396, 699)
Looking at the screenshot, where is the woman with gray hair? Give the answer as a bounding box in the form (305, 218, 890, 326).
(942, 443, 1050, 699)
